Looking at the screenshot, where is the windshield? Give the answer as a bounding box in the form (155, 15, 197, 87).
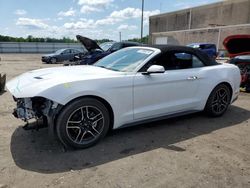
(94, 48, 153, 72)
(99, 42, 115, 51)
(55, 49, 65, 54)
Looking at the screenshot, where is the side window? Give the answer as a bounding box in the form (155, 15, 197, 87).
(173, 53, 193, 69)
(140, 51, 205, 72)
(63, 49, 71, 54)
(172, 52, 205, 69)
(110, 43, 122, 51)
(192, 55, 204, 68)
(139, 55, 165, 72)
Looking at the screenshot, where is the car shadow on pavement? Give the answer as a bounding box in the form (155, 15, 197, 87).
(0, 90, 6, 96)
(10, 105, 250, 174)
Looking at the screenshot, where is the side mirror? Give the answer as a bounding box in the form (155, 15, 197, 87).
(142, 65, 165, 75)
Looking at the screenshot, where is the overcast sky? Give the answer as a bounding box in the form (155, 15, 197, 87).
(0, 0, 223, 41)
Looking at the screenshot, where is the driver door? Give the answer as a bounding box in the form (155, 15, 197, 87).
(61, 49, 71, 61)
(133, 51, 204, 120)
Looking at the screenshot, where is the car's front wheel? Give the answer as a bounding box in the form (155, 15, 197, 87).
(56, 98, 110, 149)
(50, 57, 57, 64)
(205, 84, 231, 117)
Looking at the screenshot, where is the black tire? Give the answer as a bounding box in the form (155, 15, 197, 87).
(50, 57, 57, 64)
(204, 84, 231, 117)
(0, 73, 6, 92)
(246, 82, 250, 93)
(56, 98, 110, 149)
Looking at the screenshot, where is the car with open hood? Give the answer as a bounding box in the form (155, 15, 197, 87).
(223, 35, 250, 92)
(75, 35, 141, 65)
(6, 45, 240, 149)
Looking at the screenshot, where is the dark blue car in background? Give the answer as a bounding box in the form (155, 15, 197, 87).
(75, 35, 141, 65)
(187, 43, 217, 59)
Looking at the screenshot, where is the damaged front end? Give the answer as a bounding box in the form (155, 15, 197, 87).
(13, 97, 62, 133)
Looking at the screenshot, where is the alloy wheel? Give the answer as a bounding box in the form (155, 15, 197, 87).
(66, 106, 104, 145)
(211, 88, 230, 114)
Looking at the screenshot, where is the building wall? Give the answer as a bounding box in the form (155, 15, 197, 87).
(0, 42, 83, 53)
(150, 0, 250, 33)
(151, 24, 250, 49)
(149, 0, 250, 49)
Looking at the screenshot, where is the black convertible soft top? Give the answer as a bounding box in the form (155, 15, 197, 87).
(147, 45, 218, 66)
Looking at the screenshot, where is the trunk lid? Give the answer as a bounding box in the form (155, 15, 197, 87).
(223, 35, 250, 58)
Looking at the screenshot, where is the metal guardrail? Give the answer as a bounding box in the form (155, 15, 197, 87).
(0, 42, 83, 53)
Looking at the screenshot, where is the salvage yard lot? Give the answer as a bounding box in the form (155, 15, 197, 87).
(0, 54, 250, 188)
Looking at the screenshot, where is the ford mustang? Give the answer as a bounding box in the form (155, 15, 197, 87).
(6, 45, 241, 149)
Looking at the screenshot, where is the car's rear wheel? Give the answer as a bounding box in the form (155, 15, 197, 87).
(246, 82, 250, 93)
(56, 98, 110, 149)
(205, 84, 231, 117)
(50, 57, 57, 64)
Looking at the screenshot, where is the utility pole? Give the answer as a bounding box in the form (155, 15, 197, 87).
(119, 32, 121, 42)
(141, 0, 144, 42)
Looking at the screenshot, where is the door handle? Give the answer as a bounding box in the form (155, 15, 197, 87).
(187, 76, 198, 80)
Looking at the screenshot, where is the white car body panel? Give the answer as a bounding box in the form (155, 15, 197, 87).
(6, 66, 136, 127)
(133, 63, 240, 122)
(6, 47, 241, 129)
(133, 68, 200, 119)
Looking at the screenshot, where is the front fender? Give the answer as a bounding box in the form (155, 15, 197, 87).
(38, 82, 113, 106)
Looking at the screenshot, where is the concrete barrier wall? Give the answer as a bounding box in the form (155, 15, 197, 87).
(0, 42, 83, 53)
(151, 24, 250, 49)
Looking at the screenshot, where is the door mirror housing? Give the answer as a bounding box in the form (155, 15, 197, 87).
(143, 65, 165, 75)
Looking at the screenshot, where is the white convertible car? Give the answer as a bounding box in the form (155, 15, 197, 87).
(7, 45, 241, 149)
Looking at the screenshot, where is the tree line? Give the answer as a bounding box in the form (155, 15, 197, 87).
(128, 35, 149, 44)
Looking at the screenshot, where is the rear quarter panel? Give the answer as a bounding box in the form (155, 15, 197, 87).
(194, 63, 240, 110)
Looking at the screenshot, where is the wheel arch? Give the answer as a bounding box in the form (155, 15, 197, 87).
(203, 81, 233, 116)
(205, 81, 233, 106)
(218, 82, 233, 99)
(54, 95, 114, 132)
(50, 56, 57, 63)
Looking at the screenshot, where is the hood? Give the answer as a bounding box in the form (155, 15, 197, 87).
(6, 65, 121, 99)
(76, 35, 103, 52)
(42, 53, 55, 57)
(223, 35, 250, 57)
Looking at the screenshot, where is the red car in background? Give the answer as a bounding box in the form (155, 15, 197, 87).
(223, 35, 250, 92)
